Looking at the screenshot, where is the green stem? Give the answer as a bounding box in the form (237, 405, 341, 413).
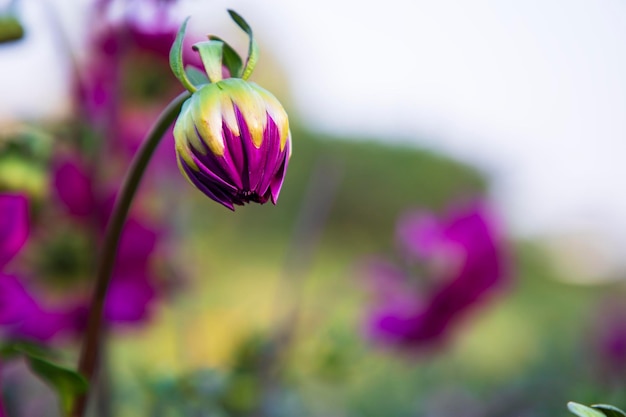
(71, 91, 190, 417)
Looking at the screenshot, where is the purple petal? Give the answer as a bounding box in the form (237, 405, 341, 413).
(268, 143, 290, 204)
(115, 217, 159, 272)
(396, 211, 442, 259)
(256, 114, 282, 197)
(0, 194, 28, 270)
(236, 106, 267, 192)
(0, 274, 72, 342)
(364, 202, 507, 350)
(105, 272, 156, 323)
(105, 216, 160, 323)
(179, 155, 236, 210)
(52, 156, 96, 218)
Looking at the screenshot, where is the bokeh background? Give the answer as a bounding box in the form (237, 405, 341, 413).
(1, 1, 626, 416)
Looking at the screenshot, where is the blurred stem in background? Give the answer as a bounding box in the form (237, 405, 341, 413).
(256, 158, 343, 415)
(274, 157, 343, 343)
(71, 91, 190, 417)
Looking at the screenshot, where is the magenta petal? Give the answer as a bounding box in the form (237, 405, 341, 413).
(0, 194, 28, 270)
(0, 274, 71, 342)
(52, 156, 96, 218)
(105, 272, 156, 323)
(365, 202, 507, 350)
(115, 217, 159, 271)
(0, 274, 35, 325)
(269, 148, 289, 204)
(396, 211, 442, 260)
(105, 216, 160, 323)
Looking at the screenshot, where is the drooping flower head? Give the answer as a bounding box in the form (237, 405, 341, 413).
(170, 11, 292, 210)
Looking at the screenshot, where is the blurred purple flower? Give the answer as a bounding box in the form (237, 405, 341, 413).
(0, 194, 28, 269)
(0, 194, 73, 342)
(52, 154, 97, 218)
(115, 106, 179, 175)
(587, 300, 626, 385)
(0, 275, 73, 342)
(67, 218, 161, 334)
(77, 0, 201, 125)
(364, 202, 508, 350)
(50, 155, 163, 326)
(105, 217, 159, 323)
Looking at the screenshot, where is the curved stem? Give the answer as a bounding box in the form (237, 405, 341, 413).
(71, 91, 191, 417)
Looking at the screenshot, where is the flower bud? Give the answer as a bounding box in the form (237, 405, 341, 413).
(173, 78, 291, 210)
(170, 11, 292, 210)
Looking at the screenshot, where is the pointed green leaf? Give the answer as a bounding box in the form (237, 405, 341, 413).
(192, 40, 224, 83)
(592, 405, 626, 417)
(185, 66, 210, 87)
(0, 341, 49, 359)
(227, 10, 259, 80)
(209, 35, 243, 78)
(1, 344, 88, 417)
(27, 355, 87, 416)
(569, 402, 607, 417)
(169, 16, 197, 93)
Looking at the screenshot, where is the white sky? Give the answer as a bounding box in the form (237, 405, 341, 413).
(3, 0, 626, 267)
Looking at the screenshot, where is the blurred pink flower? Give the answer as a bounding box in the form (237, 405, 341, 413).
(587, 299, 626, 386)
(364, 202, 508, 351)
(0, 156, 166, 343)
(0, 194, 28, 269)
(76, 0, 201, 125)
(50, 155, 164, 326)
(0, 194, 73, 342)
(52, 155, 97, 218)
(104, 217, 159, 323)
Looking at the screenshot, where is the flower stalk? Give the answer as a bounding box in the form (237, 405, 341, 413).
(71, 91, 190, 417)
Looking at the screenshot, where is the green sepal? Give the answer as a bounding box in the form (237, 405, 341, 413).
(185, 66, 210, 87)
(169, 16, 197, 93)
(1, 343, 88, 417)
(209, 35, 243, 78)
(568, 402, 609, 417)
(227, 10, 259, 80)
(192, 40, 224, 83)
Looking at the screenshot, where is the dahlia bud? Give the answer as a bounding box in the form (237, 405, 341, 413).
(169, 11, 292, 210)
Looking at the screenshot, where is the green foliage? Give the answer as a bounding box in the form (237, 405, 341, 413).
(227, 10, 258, 80)
(185, 66, 209, 87)
(568, 403, 626, 417)
(0, 15, 24, 43)
(0, 127, 52, 198)
(1, 343, 87, 416)
(209, 35, 243, 78)
(569, 403, 607, 417)
(28, 355, 87, 416)
(192, 40, 225, 83)
(592, 405, 626, 417)
(169, 16, 196, 93)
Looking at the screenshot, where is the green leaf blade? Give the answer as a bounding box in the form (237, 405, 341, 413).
(592, 404, 626, 417)
(2, 344, 88, 417)
(169, 16, 197, 93)
(208, 35, 243, 78)
(27, 355, 88, 416)
(192, 40, 224, 83)
(226, 10, 258, 80)
(569, 402, 610, 417)
(185, 66, 210, 87)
